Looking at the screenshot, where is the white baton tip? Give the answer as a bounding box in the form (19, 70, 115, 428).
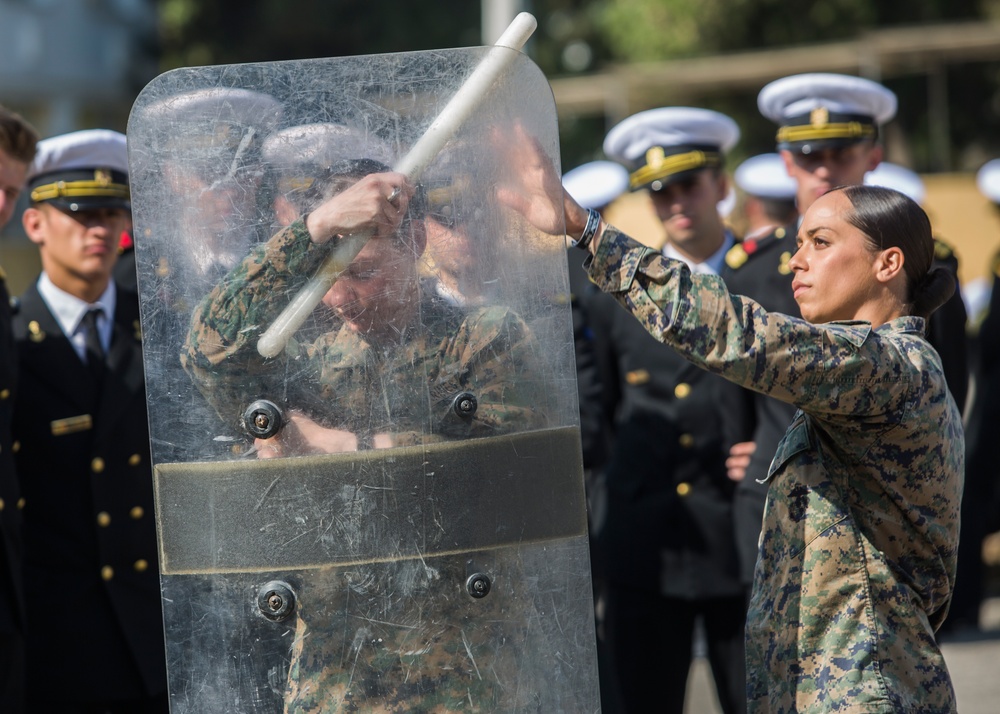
(257, 330, 285, 359)
(496, 13, 537, 50)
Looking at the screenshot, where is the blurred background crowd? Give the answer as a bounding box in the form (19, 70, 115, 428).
(5, 0, 1000, 316)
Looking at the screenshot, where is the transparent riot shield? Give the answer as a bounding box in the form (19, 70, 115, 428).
(128, 46, 599, 713)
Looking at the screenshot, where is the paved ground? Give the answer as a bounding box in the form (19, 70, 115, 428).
(684, 597, 1000, 713)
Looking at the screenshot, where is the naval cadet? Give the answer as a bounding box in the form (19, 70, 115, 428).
(561, 159, 630, 475)
(562, 159, 631, 714)
(13, 130, 167, 713)
(717, 151, 798, 590)
(128, 87, 283, 463)
(587, 107, 746, 714)
(943, 159, 1000, 636)
(0, 103, 39, 714)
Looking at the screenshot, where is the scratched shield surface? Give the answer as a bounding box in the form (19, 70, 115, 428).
(127, 48, 598, 713)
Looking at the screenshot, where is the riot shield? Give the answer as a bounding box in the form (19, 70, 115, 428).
(128, 45, 599, 713)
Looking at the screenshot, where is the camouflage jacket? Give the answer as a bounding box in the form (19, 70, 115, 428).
(184, 219, 545, 448)
(587, 225, 964, 714)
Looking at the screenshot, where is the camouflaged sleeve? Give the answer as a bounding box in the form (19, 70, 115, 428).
(185, 219, 326, 371)
(182, 220, 328, 419)
(587, 223, 933, 422)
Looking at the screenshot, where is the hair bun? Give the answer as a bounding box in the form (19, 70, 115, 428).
(912, 266, 956, 320)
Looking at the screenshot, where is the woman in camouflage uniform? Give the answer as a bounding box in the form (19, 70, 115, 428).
(505, 132, 962, 713)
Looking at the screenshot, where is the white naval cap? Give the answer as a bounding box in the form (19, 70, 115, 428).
(262, 123, 394, 176)
(758, 73, 897, 153)
(140, 87, 283, 157)
(864, 162, 925, 205)
(27, 129, 130, 211)
(733, 153, 797, 200)
(717, 186, 737, 218)
(562, 160, 630, 210)
(976, 159, 1000, 204)
(603, 107, 740, 191)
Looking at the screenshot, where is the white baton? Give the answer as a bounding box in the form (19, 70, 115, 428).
(257, 12, 538, 358)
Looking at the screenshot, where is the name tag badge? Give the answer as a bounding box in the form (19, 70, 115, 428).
(51, 414, 93, 436)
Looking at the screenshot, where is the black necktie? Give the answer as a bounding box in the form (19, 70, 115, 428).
(81, 307, 106, 386)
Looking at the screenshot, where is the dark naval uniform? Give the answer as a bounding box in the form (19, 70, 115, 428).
(0, 270, 25, 712)
(948, 254, 999, 632)
(925, 239, 969, 412)
(720, 224, 800, 585)
(586, 285, 745, 714)
(12, 283, 167, 707)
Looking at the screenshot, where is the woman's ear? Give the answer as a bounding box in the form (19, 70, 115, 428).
(875, 245, 905, 284)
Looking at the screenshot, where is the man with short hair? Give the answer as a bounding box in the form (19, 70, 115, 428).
(14, 129, 167, 713)
(584, 107, 747, 714)
(0, 102, 39, 714)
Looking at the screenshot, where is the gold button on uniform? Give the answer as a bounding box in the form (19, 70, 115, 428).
(130, 506, 144, 520)
(0, 389, 9, 399)
(679, 433, 695, 448)
(134, 559, 149, 573)
(128, 453, 142, 467)
(97, 512, 111, 527)
(674, 383, 691, 399)
(0, 498, 4, 511)
(676, 482, 692, 497)
(16, 498, 24, 510)
(101, 566, 114, 581)
(11, 440, 19, 453)
(91, 457, 105, 473)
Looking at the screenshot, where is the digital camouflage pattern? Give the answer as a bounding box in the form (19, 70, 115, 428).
(184, 218, 545, 444)
(183, 218, 551, 711)
(281, 556, 532, 713)
(586, 225, 964, 714)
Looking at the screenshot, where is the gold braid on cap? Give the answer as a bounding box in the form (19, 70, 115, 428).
(776, 121, 875, 144)
(30, 169, 130, 203)
(629, 148, 720, 190)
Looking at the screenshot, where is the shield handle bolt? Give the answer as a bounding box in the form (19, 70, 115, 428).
(243, 399, 284, 440)
(257, 580, 296, 621)
(466, 572, 492, 599)
(452, 392, 478, 419)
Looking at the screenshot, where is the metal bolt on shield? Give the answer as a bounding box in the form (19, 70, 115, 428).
(466, 573, 492, 598)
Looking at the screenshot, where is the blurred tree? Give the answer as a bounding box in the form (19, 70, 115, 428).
(155, 0, 1000, 170)
(158, 0, 482, 68)
(597, 0, 982, 60)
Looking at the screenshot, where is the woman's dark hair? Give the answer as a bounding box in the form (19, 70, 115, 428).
(835, 184, 955, 320)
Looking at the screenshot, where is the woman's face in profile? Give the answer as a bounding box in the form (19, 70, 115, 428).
(789, 190, 881, 324)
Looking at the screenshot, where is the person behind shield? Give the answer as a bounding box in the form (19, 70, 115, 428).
(143, 87, 283, 297)
(183, 152, 548, 710)
(184, 155, 544, 458)
(498, 126, 964, 714)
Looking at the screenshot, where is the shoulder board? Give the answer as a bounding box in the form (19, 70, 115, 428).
(725, 243, 748, 270)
